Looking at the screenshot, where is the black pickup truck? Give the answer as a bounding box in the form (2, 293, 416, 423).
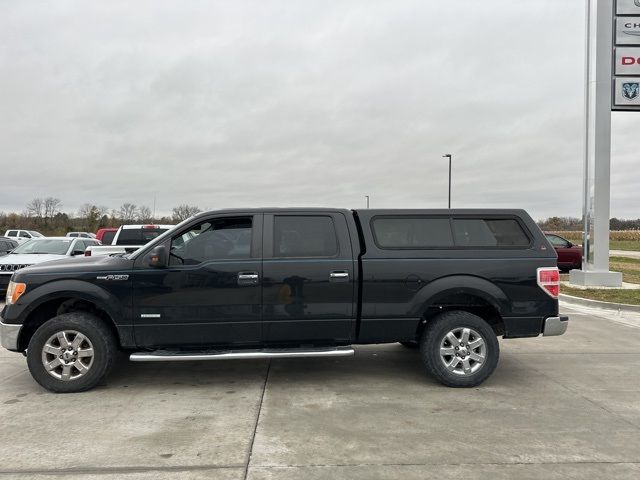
(0, 208, 568, 393)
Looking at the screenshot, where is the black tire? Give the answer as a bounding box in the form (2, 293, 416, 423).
(420, 310, 499, 388)
(27, 312, 117, 393)
(399, 341, 419, 349)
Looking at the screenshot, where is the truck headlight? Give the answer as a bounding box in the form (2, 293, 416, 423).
(6, 281, 26, 305)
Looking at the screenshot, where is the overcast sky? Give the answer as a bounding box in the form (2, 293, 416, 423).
(0, 0, 638, 220)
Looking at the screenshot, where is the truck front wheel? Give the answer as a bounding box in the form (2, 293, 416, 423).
(420, 311, 499, 388)
(26, 313, 117, 393)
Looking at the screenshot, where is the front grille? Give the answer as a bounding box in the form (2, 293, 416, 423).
(0, 264, 32, 272)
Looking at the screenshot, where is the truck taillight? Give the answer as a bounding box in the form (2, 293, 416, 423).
(537, 267, 560, 298)
(84, 250, 91, 257)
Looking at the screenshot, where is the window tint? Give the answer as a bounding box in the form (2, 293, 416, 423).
(7, 231, 16, 237)
(372, 217, 453, 248)
(102, 231, 116, 245)
(274, 216, 338, 257)
(117, 227, 171, 246)
(170, 217, 252, 265)
(452, 219, 530, 247)
(68, 233, 78, 237)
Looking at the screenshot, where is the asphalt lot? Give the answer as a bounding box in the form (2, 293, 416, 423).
(1, 304, 639, 480)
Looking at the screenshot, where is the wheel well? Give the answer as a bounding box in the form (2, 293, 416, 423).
(416, 292, 505, 339)
(18, 297, 119, 351)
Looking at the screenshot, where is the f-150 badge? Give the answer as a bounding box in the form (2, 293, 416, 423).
(96, 274, 130, 281)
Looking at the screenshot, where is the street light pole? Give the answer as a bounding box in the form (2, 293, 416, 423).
(443, 154, 452, 209)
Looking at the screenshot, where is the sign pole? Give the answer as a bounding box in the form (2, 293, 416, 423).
(570, 0, 623, 287)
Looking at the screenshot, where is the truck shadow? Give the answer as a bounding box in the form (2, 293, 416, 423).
(100, 345, 529, 391)
(101, 344, 428, 388)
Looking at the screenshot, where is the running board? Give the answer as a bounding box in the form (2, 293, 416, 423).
(129, 346, 355, 362)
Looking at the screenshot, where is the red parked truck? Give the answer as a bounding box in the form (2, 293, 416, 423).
(95, 228, 118, 245)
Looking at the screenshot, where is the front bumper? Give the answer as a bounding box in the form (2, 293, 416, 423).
(0, 318, 22, 351)
(543, 316, 569, 336)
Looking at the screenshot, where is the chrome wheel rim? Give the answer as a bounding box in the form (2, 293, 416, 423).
(439, 327, 486, 376)
(41, 330, 95, 381)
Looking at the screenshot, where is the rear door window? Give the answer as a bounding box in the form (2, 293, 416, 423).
(7, 231, 16, 237)
(546, 235, 569, 248)
(117, 227, 170, 245)
(372, 217, 453, 248)
(452, 219, 530, 247)
(102, 231, 116, 244)
(273, 216, 338, 257)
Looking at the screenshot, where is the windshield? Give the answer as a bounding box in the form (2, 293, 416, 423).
(29, 231, 44, 237)
(12, 239, 72, 255)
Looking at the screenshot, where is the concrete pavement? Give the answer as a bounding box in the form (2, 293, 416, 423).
(1, 305, 639, 479)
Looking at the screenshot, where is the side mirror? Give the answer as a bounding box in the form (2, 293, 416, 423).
(147, 245, 167, 268)
(567, 242, 573, 248)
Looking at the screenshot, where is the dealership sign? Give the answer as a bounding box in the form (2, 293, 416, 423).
(616, 0, 640, 15)
(616, 17, 640, 45)
(613, 0, 640, 110)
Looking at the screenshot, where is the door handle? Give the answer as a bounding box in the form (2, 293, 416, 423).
(238, 272, 259, 285)
(329, 271, 349, 282)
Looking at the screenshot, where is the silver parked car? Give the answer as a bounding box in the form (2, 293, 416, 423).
(0, 237, 100, 293)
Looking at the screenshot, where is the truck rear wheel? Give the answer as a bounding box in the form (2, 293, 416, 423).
(26, 313, 117, 393)
(420, 311, 499, 388)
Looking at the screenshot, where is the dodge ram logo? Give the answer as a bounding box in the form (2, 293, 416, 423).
(622, 82, 640, 100)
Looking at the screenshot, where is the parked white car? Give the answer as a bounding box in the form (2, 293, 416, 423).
(0, 237, 100, 292)
(3, 229, 44, 244)
(66, 232, 97, 239)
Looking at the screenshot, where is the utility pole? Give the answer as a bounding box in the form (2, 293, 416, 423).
(443, 154, 452, 209)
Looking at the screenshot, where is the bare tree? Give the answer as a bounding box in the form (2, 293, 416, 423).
(97, 205, 109, 218)
(118, 203, 138, 224)
(43, 197, 62, 224)
(172, 204, 201, 222)
(26, 198, 45, 220)
(78, 203, 102, 231)
(137, 205, 153, 223)
(77, 203, 93, 219)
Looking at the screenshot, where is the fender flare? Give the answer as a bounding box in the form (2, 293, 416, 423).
(408, 275, 510, 318)
(14, 279, 130, 348)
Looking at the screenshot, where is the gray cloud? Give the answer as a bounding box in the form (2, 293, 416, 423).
(0, 0, 637, 219)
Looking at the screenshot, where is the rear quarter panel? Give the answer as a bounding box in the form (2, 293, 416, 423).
(354, 209, 558, 342)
